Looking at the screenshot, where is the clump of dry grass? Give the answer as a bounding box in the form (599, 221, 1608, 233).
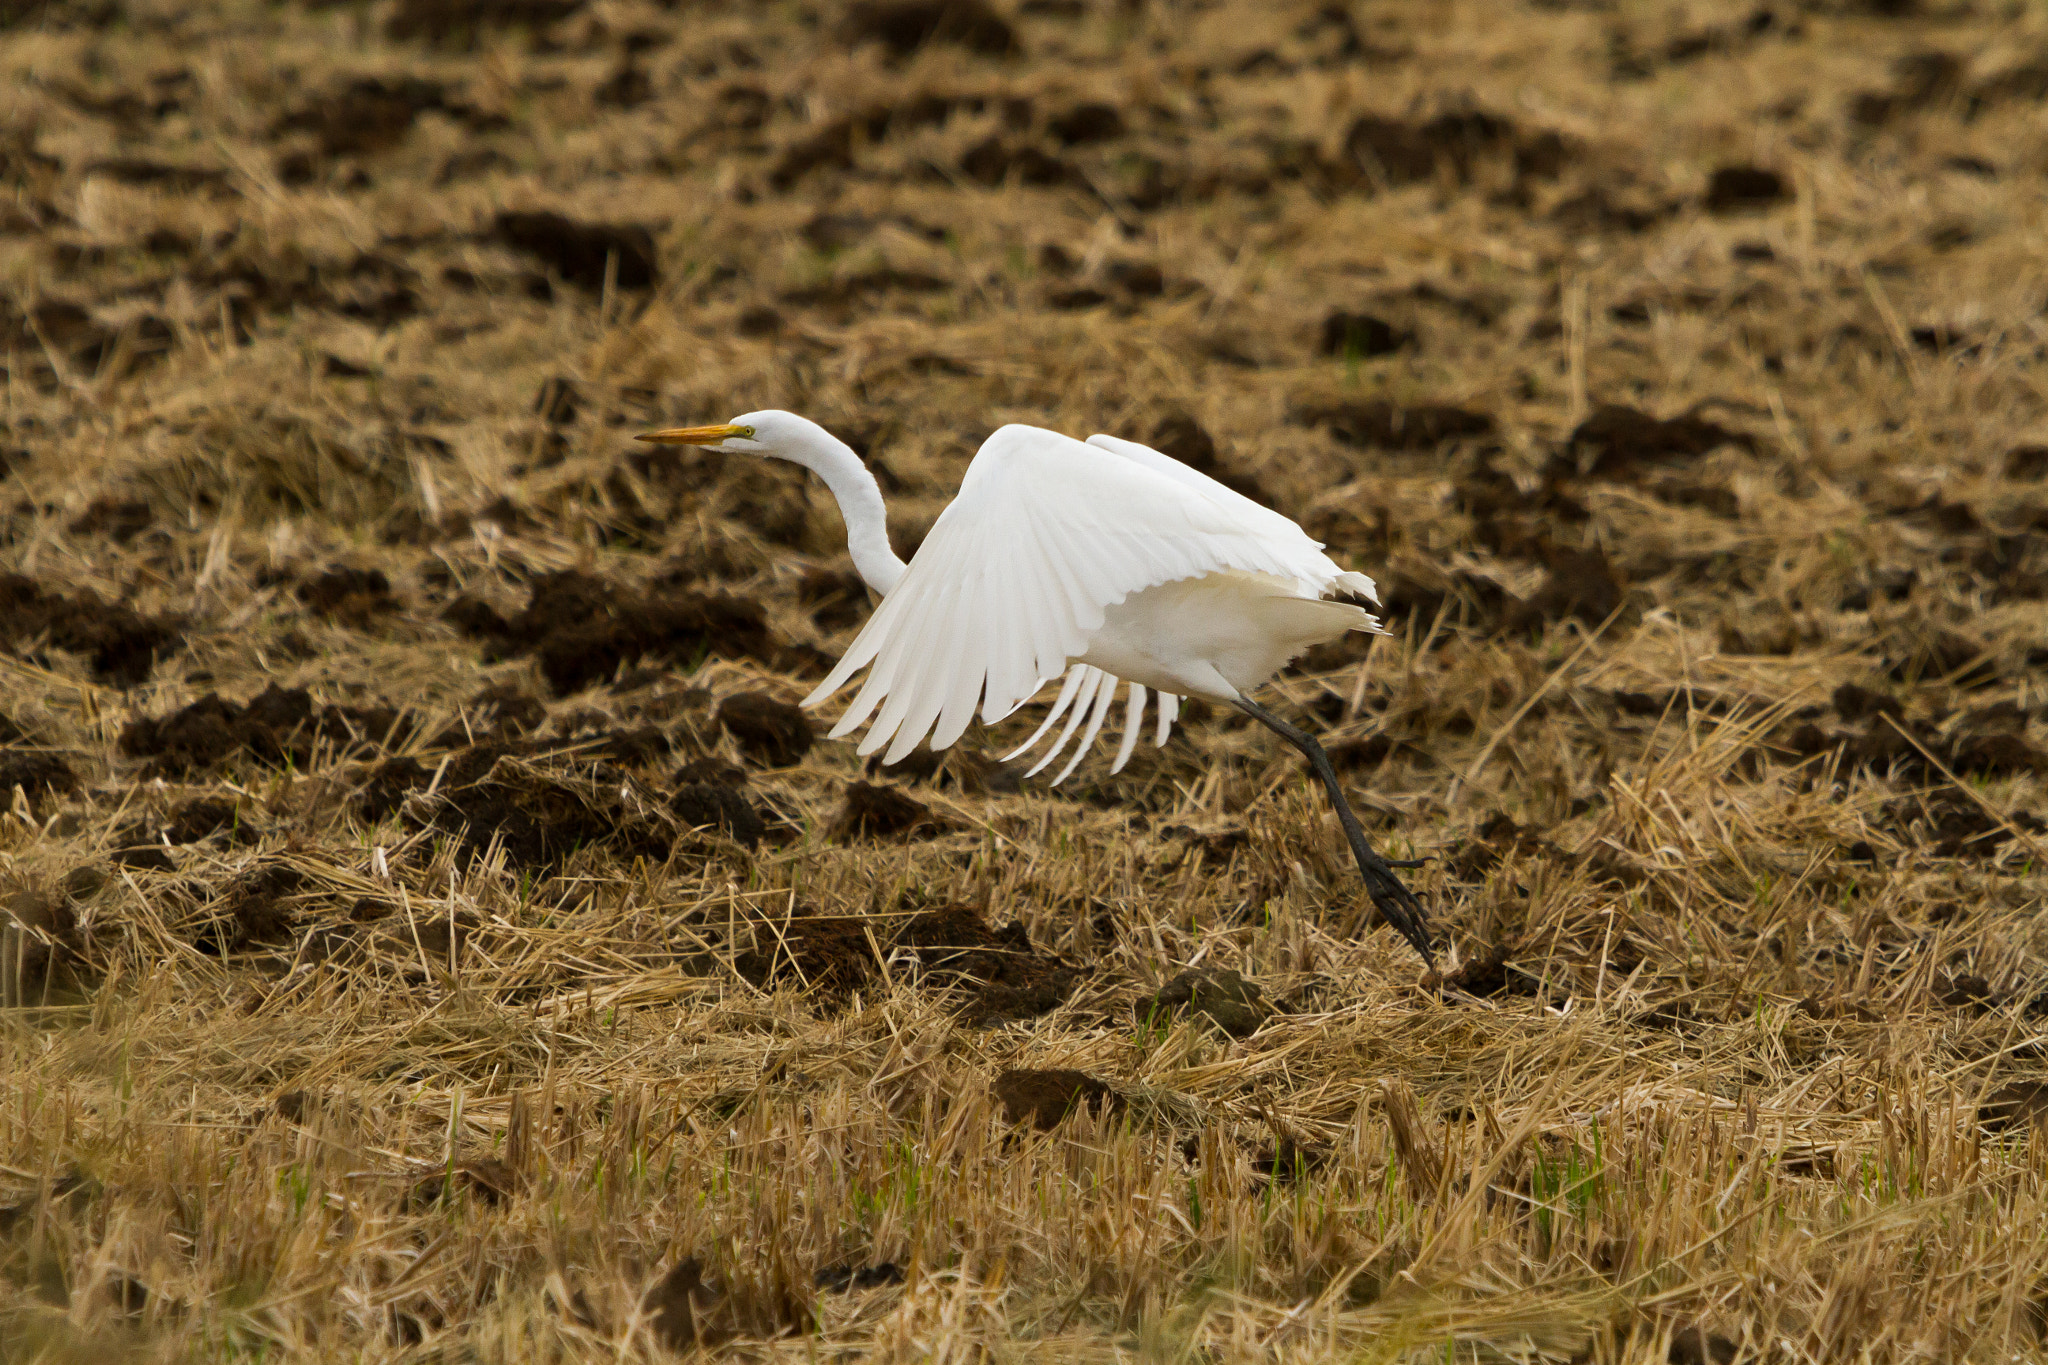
(5, 0, 2048, 1360)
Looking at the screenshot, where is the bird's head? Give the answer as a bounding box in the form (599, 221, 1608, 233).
(635, 409, 805, 458)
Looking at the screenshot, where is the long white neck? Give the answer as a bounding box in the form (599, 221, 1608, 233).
(771, 421, 906, 596)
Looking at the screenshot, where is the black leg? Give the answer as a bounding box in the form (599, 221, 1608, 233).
(1232, 697, 1435, 970)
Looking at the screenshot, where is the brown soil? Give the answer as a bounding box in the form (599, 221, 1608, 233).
(736, 903, 1077, 1022)
(991, 1068, 1120, 1130)
(6, 1, 2048, 1358)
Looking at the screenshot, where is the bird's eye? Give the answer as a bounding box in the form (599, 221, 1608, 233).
(738, 426, 756, 439)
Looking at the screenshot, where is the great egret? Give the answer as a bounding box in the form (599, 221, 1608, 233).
(638, 411, 1433, 968)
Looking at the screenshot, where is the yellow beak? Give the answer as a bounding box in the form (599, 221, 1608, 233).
(636, 423, 745, 445)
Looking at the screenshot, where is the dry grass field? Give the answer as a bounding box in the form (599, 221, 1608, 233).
(3, 0, 2048, 1358)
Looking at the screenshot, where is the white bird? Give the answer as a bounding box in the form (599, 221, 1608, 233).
(638, 410, 1433, 967)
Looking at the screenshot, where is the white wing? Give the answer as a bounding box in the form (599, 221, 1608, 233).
(1084, 432, 1376, 605)
(804, 423, 1366, 774)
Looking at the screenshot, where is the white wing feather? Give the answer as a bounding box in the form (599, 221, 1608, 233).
(806, 423, 1370, 776)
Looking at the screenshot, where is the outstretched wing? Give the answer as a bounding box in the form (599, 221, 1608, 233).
(998, 663, 1181, 785)
(803, 423, 1349, 768)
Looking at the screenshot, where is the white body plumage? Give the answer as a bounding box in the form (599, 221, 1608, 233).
(640, 412, 1381, 783)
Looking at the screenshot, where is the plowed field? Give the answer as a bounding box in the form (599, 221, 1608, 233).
(3, 1, 2048, 1360)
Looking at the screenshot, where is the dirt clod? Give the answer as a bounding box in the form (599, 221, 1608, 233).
(1508, 545, 1625, 628)
(1248, 1138, 1331, 1187)
(645, 1257, 707, 1350)
(1137, 968, 1270, 1037)
(120, 686, 412, 776)
(736, 905, 1075, 1020)
(386, 0, 585, 46)
(992, 1069, 1119, 1130)
(1439, 942, 1561, 1001)
(815, 1262, 905, 1293)
(1291, 398, 1494, 450)
(1668, 1324, 1739, 1365)
(492, 212, 657, 293)
(717, 692, 813, 768)
(298, 566, 400, 626)
(404, 1158, 521, 1209)
(1979, 1082, 2048, 1133)
(0, 751, 78, 802)
(384, 745, 675, 870)
(670, 781, 767, 848)
(1318, 311, 1412, 358)
(1703, 165, 1789, 213)
(832, 781, 942, 841)
(2005, 445, 2048, 481)
(0, 575, 180, 685)
(163, 798, 255, 845)
(457, 571, 775, 694)
(1556, 405, 1752, 479)
(839, 0, 1019, 58)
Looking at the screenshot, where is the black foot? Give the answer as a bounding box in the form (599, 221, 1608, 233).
(1232, 697, 1435, 971)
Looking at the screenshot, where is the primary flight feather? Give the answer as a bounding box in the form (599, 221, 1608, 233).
(638, 410, 1434, 967)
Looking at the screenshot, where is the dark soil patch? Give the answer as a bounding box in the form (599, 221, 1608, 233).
(1978, 1081, 2048, 1133)
(438, 683, 548, 745)
(798, 567, 869, 632)
(449, 571, 776, 694)
(1290, 398, 1494, 450)
(1879, 622, 1996, 686)
(0, 751, 78, 802)
(385, 0, 585, 47)
(1318, 311, 1412, 358)
(838, 0, 1018, 58)
(3, 299, 173, 383)
(1848, 50, 1965, 127)
(298, 566, 400, 627)
(1506, 545, 1625, 629)
(163, 798, 256, 845)
(669, 782, 768, 848)
(1446, 813, 1569, 881)
(364, 743, 675, 870)
(643, 1257, 708, 1352)
(189, 862, 308, 954)
(991, 1069, 1119, 1130)
(1551, 404, 1754, 481)
(1703, 164, 1789, 213)
(120, 685, 417, 777)
(1339, 107, 1526, 187)
(716, 692, 813, 768)
(896, 905, 1081, 1022)
(1047, 101, 1124, 145)
(0, 885, 83, 991)
(2006, 445, 2048, 481)
(959, 136, 1070, 188)
(67, 496, 154, 543)
(276, 77, 451, 157)
(1668, 1324, 1740, 1365)
(1135, 968, 1270, 1037)
(1936, 972, 1999, 1014)
(492, 212, 657, 293)
(1145, 412, 1272, 503)
(815, 1263, 905, 1293)
(404, 1158, 520, 1210)
(736, 905, 1079, 1021)
(109, 843, 177, 872)
(1878, 790, 2044, 858)
(831, 782, 944, 841)
(1832, 683, 1903, 722)
(1438, 942, 1565, 1002)
(0, 574, 181, 685)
